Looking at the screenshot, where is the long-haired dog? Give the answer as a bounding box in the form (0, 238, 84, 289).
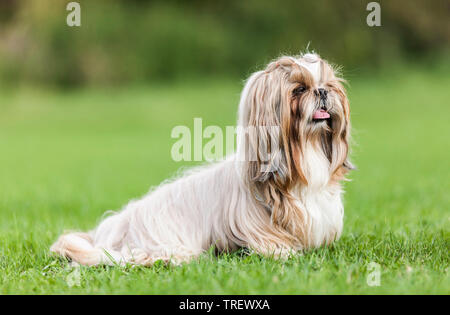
(51, 53, 353, 266)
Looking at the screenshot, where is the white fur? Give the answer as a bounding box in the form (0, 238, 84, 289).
(51, 148, 343, 265)
(293, 53, 321, 81)
(297, 143, 343, 247)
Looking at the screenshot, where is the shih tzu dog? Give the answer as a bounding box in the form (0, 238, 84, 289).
(51, 53, 353, 266)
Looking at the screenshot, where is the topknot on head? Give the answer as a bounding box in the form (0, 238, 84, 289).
(301, 53, 320, 63)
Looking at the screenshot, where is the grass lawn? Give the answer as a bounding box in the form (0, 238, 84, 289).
(0, 65, 448, 294)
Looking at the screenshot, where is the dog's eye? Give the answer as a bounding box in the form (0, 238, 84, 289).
(293, 86, 307, 96)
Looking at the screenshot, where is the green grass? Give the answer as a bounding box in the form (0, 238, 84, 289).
(0, 66, 449, 294)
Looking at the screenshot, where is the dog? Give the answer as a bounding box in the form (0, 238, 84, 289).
(51, 53, 353, 266)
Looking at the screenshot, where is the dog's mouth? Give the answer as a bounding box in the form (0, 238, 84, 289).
(312, 110, 330, 121)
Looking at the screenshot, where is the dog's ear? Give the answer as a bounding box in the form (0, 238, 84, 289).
(237, 70, 283, 184)
(236, 63, 301, 189)
(330, 79, 354, 181)
(236, 62, 308, 241)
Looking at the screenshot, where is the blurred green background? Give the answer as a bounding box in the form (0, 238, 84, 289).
(0, 0, 449, 294)
(0, 0, 448, 86)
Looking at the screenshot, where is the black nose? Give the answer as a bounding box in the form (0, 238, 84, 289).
(318, 88, 328, 100)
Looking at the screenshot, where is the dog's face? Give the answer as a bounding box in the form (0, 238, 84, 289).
(289, 54, 349, 137)
(285, 54, 351, 184)
(238, 53, 352, 189)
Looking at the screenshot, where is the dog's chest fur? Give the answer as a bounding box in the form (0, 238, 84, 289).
(294, 144, 344, 246)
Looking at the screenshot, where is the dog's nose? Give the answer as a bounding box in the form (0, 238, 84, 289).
(318, 88, 327, 100)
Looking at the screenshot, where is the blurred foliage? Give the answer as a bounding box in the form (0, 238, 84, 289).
(0, 0, 448, 87)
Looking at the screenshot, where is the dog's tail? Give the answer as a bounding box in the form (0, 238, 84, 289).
(50, 232, 119, 266)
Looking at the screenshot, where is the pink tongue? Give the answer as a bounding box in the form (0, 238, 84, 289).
(313, 110, 330, 120)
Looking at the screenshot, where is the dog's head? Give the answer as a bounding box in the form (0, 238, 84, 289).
(237, 53, 353, 191)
